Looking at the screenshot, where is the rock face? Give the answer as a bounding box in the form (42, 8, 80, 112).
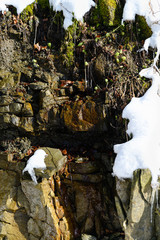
(115, 169, 160, 240)
(0, 1, 156, 240)
(0, 148, 120, 240)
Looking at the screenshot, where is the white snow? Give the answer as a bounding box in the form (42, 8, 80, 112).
(113, 67, 160, 188)
(22, 149, 48, 184)
(0, 0, 34, 14)
(0, 0, 95, 29)
(113, 0, 160, 189)
(49, 0, 95, 29)
(122, 0, 160, 66)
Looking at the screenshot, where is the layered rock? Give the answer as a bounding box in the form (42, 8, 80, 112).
(115, 169, 160, 240)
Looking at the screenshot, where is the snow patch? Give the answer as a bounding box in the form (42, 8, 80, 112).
(123, 0, 160, 65)
(113, 67, 160, 188)
(0, 0, 34, 14)
(22, 149, 48, 184)
(0, 0, 95, 29)
(113, 0, 160, 189)
(49, 0, 95, 29)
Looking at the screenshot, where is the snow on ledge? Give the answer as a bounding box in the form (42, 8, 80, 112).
(113, 67, 160, 188)
(114, 0, 160, 189)
(0, 0, 95, 29)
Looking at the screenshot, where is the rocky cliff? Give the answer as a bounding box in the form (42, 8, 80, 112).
(0, 0, 156, 239)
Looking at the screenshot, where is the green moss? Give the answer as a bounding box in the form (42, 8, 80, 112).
(60, 20, 78, 68)
(0, 71, 19, 89)
(20, 2, 35, 21)
(91, 0, 122, 27)
(20, 0, 50, 21)
(136, 16, 152, 39)
(36, 0, 50, 9)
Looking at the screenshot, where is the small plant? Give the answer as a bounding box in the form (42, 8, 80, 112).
(47, 42, 52, 48)
(32, 59, 37, 63)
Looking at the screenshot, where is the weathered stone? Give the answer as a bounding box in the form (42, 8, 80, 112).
(42, 71, 52, 83)
(68, 161, 99, 174)
(22, 102, 34, 116)
(9, 103, 22, 114)
(0, 170, 19, 211)
(17, 186, 30, 211)
(29, 82, 48, 90)
(124, 169, 153, 240)
(27, 218, 42, 237)
(94, 53, 107, 83)
(0, 153, 13, 162)
(81, 234, 97, 240)
(0, 71, 15, 89)
(15, 96, 26, 103)
(0, 113, 10, 126)
(11, 114, 20, 127)
(36, 109, 49, 129)
(0, 170, 30, 240)
(39, 89, 55, 108)
(101, 153, 113, 172)
(84, 217, 94, 232)
(35, 147, 67, 179)
(140, 169, 152, 202)
(21, 181, 47, 221)
(75, 187, 89, 223)
(20, 117, 34, 132)
(0, 105, 10, 113)
(66, 173, 103, 183)
(0, 210, 29, 240)
(61, 99, 106, 131)
(54, 197, 64, 219)
(116, 178, 131, 214)
(0, 96, 12, 106)
(21, 179, 70, 240)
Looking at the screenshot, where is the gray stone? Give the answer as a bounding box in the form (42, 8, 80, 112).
(11, 115, 20, 127)
(68, 161, 99, 174)
(21, 181, 47, 221)
(35, 147, 67, 179)
(9, 103, 22, 114)
(75, 187, 89, 223)
(0, 96, 12, 106)
(81, 234, 97, 240)
(27, 218, 42, 237)
(65, 173, 103, 183)
(21, 102, 33, 116)
(124, 169, 153, 240)
(29, 82, 48, 90)
(116, 178, 131, 214)
(0, 105, 10, 113)
(40, 89, 55, 108)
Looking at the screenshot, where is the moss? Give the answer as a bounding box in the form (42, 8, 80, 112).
(60, 21, 78, 68)
(36, 0, 50, 9)
(20, 2, 35, 21)
(136, 16, 152, 39)
(20, 0, 50, 21)
(91, 0, 122, 27)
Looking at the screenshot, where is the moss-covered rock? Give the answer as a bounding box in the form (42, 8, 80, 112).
(136, 16, 152, 39)
(60, 21, 77, 69)
(91, 0, 122, 27)
(0, 71, 19, 89)
(20, 0, 50, 21)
